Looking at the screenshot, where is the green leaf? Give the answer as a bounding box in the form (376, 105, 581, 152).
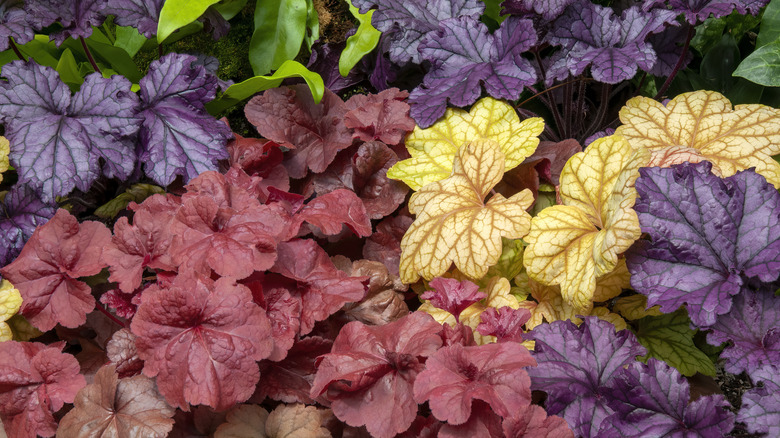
(214, 0, 249, 20)
(94, 184, 165, 219)
(484, 238, 525, 283)
(480, 0, 505, 24)
(699, 33, 740, 93)
(758, 0, 780, 47)
(733, 39, 780, 87)
(14, 36, 61, 68)
(692, 10, 762, 55)
(114, 26, 148, 57)
(60, 30, 144, 82)
(635, 309, 716, 377)
(304, 0, 319, 50)
(205, 59, 324, 114)
(157, 0, 221, 42)
(249, 0, 308, 75)
(56, 48, 83, 90)
(339, 0, 380, 77)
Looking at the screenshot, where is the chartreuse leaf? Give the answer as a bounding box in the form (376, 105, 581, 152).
(339, 1, 381, 77)
(523, 135, 649, 309)
(484, 238, 525, 282)
(0, 279, 22, 342)
(387, 97, 544, 190)
(56, 48, 83, 90)
(0, 136, 8, 184)
(157, 0, 221, 42)
(399, 139, 534, 283)
(94, 184, 165, 219)
(613, 294, 662, 321)
(635, 309, 717, 377)
(114, 26, 148, 58)
(249, 0, 308, 75)
(206, 60, 324, 114)
(616, 90, 780, 188)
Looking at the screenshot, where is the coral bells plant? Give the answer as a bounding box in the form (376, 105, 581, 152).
(1, 0, 780, 437)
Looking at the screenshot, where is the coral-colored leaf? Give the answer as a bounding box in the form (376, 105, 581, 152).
(0, 341, 85, 438)
(400, 139, 534, 283)
(0, 209, 110, 331)
(57, 364, 175, 437)
(294, 189, 372, 237)
(130, 276, 273, 410)
(502, 405, 574, 438)
(255, 336, 333, 404)
(421, 277, 486, 322)
(523, 135, 648, 309)
(387, 97, 543, 190)
(616, 90, 780, 188)
(362, 214, 412, 277)
(344, 88, 415, 145)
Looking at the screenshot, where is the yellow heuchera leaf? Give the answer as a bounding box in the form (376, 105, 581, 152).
(613, 295, 663, 321)
(387, 97, 544, 190)
(523, 135, 648, 309)
(420, 276, 519, 345)
(0, 136, 9, 184)
(0, 279, 23, 342)
(616, 90, 780, 188)
(399, 139, 534, 283)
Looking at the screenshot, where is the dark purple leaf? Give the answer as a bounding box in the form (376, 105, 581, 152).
(707, 288, 780, 380)
(307, 40, 366, 94)
(0, 61, 141, 201)
(625, 162, 780, 327)
(644, 0, 769, 24)
(545, 3, 677, 83)
(138, 53, 232, 186)
(409, 16, 537, 128)
(0, 183, 56, 266)
(737, 364, 780, 436)
(104, 0, 162, 38)
(352, 0, 483, 64)
(600, 358, 735, 437)
(0, 0, 34, 50)
(646, 23, 693, 76)
(527, 317, 647, 437)
(25, 0, 108, 45)
(199, 6, 230, 40)
(500, 0, 577, 19)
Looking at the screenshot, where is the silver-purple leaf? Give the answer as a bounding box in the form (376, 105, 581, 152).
(138, 53, 232, 186)
(626, 162, 780, 327)
(545, 3, 677, 83)
(0, 183, 56, 266)
(409, 16, 537, 128)
(527, 317, 647, 437)
(104, 0, 162, 38)
(737, 364, 780, 436)
(643, 0, 769, 24)
(0, 0, 34, 50)
(25, 0, 108, 45)
(500, 0, 577, 20)
(0, 61, 141, 201)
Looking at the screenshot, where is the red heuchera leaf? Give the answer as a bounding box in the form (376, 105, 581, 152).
(100, 287, 141, 319)
(502, 405, 574, 438)
(395, 415, 443, 438)
(413, 342, 536, 425)
(422, 277, 487, 322)
(130, 275, 273, 410)
(311, 141, 408, 220)
(440, 322, 478, 347)
(254, 336, 333, 404)
(106, 328, 143, 378)
(104, 194, 179, 293)
(340, 260, 409, 326)
(438, 401, 504, 438)
(243, 273, 303, 361)
(245, 85, 353, 179)
(344, 88, 416, 145)
(0, 341, 86, 438)
(0, 209, 111, 331)
(169, 171, 290, 279)
(501, 139, 583, 200)
(57, 364, 175, 437)
(225, 132, 290, 193)
(310, 312, 443, 438)
(362, 214, 413, 276)
(270, 239, 368, 334)
(168, 406, 226, 438)
(476, 307, 531, 343)
(294, 188, 373, 237)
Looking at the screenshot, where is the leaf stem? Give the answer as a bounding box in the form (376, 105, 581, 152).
(95, 302, 127, 328)
(9, 37, 24, 61)
(583, 83, 612, 142)
(80, 36, 102, 74)
(653, 25, 694, 100)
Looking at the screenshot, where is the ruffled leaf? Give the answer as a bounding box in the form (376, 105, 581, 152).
(421, 277, 486, 323)
(0, 183, 56, 267)
(344, 88, 415, 145)
(737, 364, 780, 436)
(104, 0, 163, 38)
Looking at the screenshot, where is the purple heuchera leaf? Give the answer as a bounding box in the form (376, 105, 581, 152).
(527, 317, 647, 437)
(104, 0, 163, 38)
(626, 162, 780, 327)
(599, 358, 735, 437)
(138, 53, 232, 186)
(738, 364, 780, 436)
(422, 277, 486, 322)
(545, 3, 677, 84)
(0, 0, 34, 50)
(500, 0, 577, 20)
(707, 288, 780, 380)
(646, 24, 693, 77)
(409, 16, 537, 128)
(0, 61, 141, 202)
(644, 0, 769, 24)
(0, 183, 56, 266)
(26, 0, 108, 45)
(352, 0, 483, 64)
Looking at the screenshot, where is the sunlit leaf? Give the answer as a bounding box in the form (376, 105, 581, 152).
(387, 97, 544, 190)
(616, 90, 780, 188)
(523, 135, 648, 309)
(0, 136, 8, 184)
(399, 139, 533, 283)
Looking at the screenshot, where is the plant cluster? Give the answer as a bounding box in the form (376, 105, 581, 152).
(0, 0, 779, 437)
